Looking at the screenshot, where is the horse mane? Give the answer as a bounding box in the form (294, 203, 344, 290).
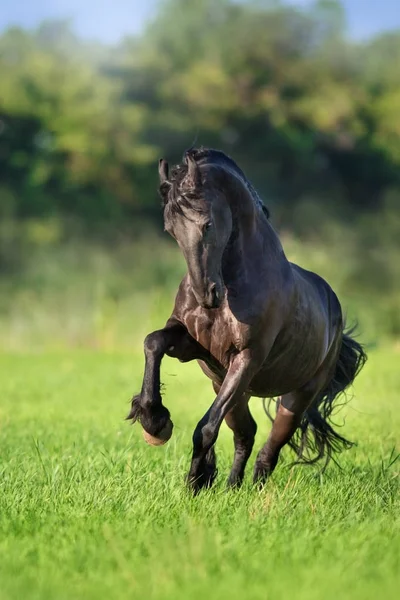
(159, 147, 270, 220)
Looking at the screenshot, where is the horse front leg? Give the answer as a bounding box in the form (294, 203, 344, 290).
(128, 320, 198, 445)
(188, 349, 258, 493)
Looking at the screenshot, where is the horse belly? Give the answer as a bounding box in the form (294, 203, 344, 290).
(248, 367, 311, 398)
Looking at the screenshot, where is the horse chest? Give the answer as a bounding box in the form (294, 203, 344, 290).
(183, 308, 248, 367)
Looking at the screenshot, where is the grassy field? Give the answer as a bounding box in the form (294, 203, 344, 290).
(0, 344, 399, 600)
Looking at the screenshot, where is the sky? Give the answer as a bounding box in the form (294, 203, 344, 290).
(0, 1, 399, 44)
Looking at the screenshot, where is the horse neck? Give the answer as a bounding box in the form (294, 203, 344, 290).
(222, 188, 283, 282)
(226, 175, 259, 230)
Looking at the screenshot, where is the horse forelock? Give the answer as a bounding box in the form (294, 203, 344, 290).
(160, 154, 205, 219)
(160, 146, 270, 220)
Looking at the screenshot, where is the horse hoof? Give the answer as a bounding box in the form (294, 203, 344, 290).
(142, 420, 173, 446)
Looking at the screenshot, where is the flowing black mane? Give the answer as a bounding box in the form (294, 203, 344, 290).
(159, 147, 270, 219)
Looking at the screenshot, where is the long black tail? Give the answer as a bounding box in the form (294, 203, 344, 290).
(266, 328, 367, 467)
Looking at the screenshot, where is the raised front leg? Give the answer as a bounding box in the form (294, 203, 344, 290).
(128, 320, 203, 445)
(188, 349, 258, 493)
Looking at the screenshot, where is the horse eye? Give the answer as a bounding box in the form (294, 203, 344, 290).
(204, 221, 213, 232)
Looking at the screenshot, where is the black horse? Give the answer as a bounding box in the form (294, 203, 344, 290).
(129, 147, 366, 493)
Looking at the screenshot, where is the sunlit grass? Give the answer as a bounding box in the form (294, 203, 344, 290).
(0, 346, 399, 599)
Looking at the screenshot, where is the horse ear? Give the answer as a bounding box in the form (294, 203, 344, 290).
(184, 151, 201, 190)
(158, 158, 169, 183)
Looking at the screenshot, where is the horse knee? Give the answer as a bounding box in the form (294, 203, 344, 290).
(144, 331, 165, 356)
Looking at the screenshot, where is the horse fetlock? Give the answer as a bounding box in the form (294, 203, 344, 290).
(186, 446, 217, 494)
(193, 422, 216, 450)
(253, 458, 275, 486)
(143, 331, 164, 355)
(226, 472, 244, 489)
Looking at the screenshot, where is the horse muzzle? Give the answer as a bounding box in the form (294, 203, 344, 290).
(199, 282, 223, 309)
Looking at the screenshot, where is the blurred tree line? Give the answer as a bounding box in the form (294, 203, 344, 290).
(1, 0, 400, 343)
(1, 0, 400, 230)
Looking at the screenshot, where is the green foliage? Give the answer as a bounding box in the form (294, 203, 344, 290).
(0, 22, 158, 220)
(1, 1, 400, 338)
(1, 1, 400, 222)
(0, 347, 399, 599)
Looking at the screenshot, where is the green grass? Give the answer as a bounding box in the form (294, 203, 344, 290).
(0, 346, 399, 600)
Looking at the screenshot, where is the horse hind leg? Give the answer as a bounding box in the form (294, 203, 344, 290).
(253, 368, 331, 485)
(225, 393, 257, 488)
(253, 395, 304, 485)
(253, 333, 361, 487)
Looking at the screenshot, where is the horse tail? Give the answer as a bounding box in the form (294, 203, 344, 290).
(288, 327, 367, 466)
